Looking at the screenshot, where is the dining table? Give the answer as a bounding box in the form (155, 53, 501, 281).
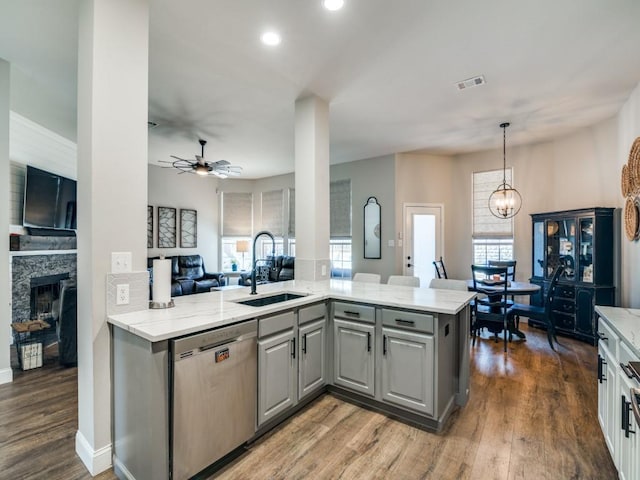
(466, 279, 541, 339)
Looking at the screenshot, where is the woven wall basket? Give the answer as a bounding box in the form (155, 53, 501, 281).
(628, 136, 640, 195)
(624, 197, 639, 241)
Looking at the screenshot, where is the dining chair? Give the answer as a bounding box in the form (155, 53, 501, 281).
(387, 275, 420, 287)
(428, 278, 468, 291)
(470, 265, 514, 352)
(432, 257, 448, 279)
(508, 265, 564, 351)
(488, 260, 518, 323)
(352, 273, 381, 284)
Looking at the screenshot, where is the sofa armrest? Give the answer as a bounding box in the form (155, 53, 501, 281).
(204, 272, 226, 286)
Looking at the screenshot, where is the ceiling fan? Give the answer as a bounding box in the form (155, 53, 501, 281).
(161, 139, 242, 178)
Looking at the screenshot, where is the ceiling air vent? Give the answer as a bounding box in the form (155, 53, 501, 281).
(455, 75, 486, 91)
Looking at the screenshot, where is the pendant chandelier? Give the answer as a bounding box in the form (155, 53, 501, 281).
(489, 122, 522, 219)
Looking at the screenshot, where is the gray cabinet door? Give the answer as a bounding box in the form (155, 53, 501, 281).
(258, 329, 296, 426)
(381, 327, 434, 416)
(298, 319, 326, 401)
(333, 319, 375, 396)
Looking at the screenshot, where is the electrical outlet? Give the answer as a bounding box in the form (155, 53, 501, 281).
(116, 284, 130, 305)
(112, 252, 132, 273)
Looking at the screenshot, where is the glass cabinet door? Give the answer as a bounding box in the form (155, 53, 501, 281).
(546, 219, 576, 280)
(533, 221, 544, 277)
(578, 217, 594, 283)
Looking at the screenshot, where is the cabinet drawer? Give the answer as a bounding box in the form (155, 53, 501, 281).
(555, 284, 575, 299)
(299, 303, 326, 325)
(553, 298, 575, 315)
(259, 311, 295, 338)
(597, 318, 619, 357)
(619, 341, 639, 366)
(553, 312, 575, 330)
(333, 302, 375, 324)
(381, 309, 434, 334)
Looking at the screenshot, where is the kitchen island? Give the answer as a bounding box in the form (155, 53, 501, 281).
(108, 279, 475, 480)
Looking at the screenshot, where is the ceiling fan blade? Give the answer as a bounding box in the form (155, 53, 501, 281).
(213, 159, 230, 166)
(170, 155, 189, 162)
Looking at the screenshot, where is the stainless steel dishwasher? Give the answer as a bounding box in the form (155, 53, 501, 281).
(171, 320, 257, 480)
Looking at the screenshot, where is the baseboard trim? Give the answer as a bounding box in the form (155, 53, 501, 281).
(75, 430, 112, 475)
(0, 367, 13, 385)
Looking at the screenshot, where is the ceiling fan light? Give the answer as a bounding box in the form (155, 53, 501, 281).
(194, 164, 210, 176)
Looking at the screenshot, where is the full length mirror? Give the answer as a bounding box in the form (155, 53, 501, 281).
(364, 196, 381, 259)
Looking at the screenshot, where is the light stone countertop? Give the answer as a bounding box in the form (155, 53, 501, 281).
(107, 279, 476, 343)
(595, 305, 640, 357)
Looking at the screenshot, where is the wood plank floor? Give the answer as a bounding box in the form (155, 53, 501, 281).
(0, 323, 617, 479)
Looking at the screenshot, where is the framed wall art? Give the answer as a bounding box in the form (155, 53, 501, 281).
(147, 205, 153, 248)
(180, 209, 197, 248)
(158, 206, 176, 248)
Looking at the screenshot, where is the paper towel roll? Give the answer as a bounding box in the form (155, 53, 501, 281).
(152, 259, 172, 304)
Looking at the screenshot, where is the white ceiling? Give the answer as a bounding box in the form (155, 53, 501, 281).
(1, 0, 640, 178)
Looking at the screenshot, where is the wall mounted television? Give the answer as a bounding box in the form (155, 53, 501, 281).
(23, 165, 77, 230)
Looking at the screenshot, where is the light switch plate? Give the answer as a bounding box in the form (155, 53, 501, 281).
(388, 240, 395, 247)
(112, 252, 132, 273)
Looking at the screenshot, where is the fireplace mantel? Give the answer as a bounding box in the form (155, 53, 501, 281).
(10, 249, 77, 257)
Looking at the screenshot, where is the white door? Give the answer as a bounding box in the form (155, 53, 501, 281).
(403, 204, 443, 287)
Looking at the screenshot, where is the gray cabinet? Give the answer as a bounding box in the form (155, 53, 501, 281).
(298, 319, 326, 401)
(258, 312, 296, 427)
(333, 318, 375, 396)
(381, 327, 434, 416)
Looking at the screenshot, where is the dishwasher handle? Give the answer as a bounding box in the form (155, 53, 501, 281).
(172, 320, 257, 362)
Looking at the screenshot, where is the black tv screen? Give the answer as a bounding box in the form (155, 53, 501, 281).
(23, 166, 77, 230)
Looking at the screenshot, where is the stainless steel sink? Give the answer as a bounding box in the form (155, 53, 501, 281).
(234, 292, 307, 307)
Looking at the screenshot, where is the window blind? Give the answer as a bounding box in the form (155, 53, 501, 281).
(330, 179, 351, 237)
(221, 192, 253, 236)
(472, 169, 513, 238)
(288, 188, 295, 237)
(261, 189, 284, 236)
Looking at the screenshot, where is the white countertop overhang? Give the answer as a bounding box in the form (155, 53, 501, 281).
(108, 279, 476, 343)
(595, 305, 640, 356)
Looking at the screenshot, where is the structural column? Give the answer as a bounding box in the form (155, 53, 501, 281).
(76, 0, 148, 474)
(0, 59, 12, 385)
(294, 96, 331, 281)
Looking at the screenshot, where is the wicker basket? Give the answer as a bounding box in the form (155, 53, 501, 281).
(622, 164, 631, 197)
(629, 137, 640, 194)
(624, 197, 639, 241)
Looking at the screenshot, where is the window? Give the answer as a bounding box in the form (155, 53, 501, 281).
(472, 169, 514, 264)
(330, 179, 352, 278)
(221, 192, 253, 271)
(330, 239, 352, 278)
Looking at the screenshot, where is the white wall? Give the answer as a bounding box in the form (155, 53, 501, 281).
(447, 117, 621, 287)
(618, 81, 640, 307)
(147, 164, 221, 270)
(395, 152, 456, 275)
(331, 155, 396, 281)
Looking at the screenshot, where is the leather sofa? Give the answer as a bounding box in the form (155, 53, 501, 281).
(238, 255, 294, 286)
(148, 255, 226, 297)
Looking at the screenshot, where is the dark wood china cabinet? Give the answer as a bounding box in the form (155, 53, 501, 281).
(530, 207, 616, 345)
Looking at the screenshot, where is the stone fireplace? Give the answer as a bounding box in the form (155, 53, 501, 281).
(11, 253, 77, 324)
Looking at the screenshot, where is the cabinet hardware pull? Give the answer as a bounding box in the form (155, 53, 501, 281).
(597, 331, 608, 341)
(367, 332, 371, 352)
(395, 319, 415, 327)
(291, 338, 296, 359)
(631, 388, 640, 426)
(622, 395, 636, 438)
(302, 334, 307, 354)
(383, 335, 387, 355)
(344, 310, 360, 317)
(621, 363, 636, 379)
(597, 355, 606, 383)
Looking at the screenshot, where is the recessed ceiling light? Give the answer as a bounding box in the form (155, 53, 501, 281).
(323, 0, 344, 11)
(261, 31, 281, 46)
